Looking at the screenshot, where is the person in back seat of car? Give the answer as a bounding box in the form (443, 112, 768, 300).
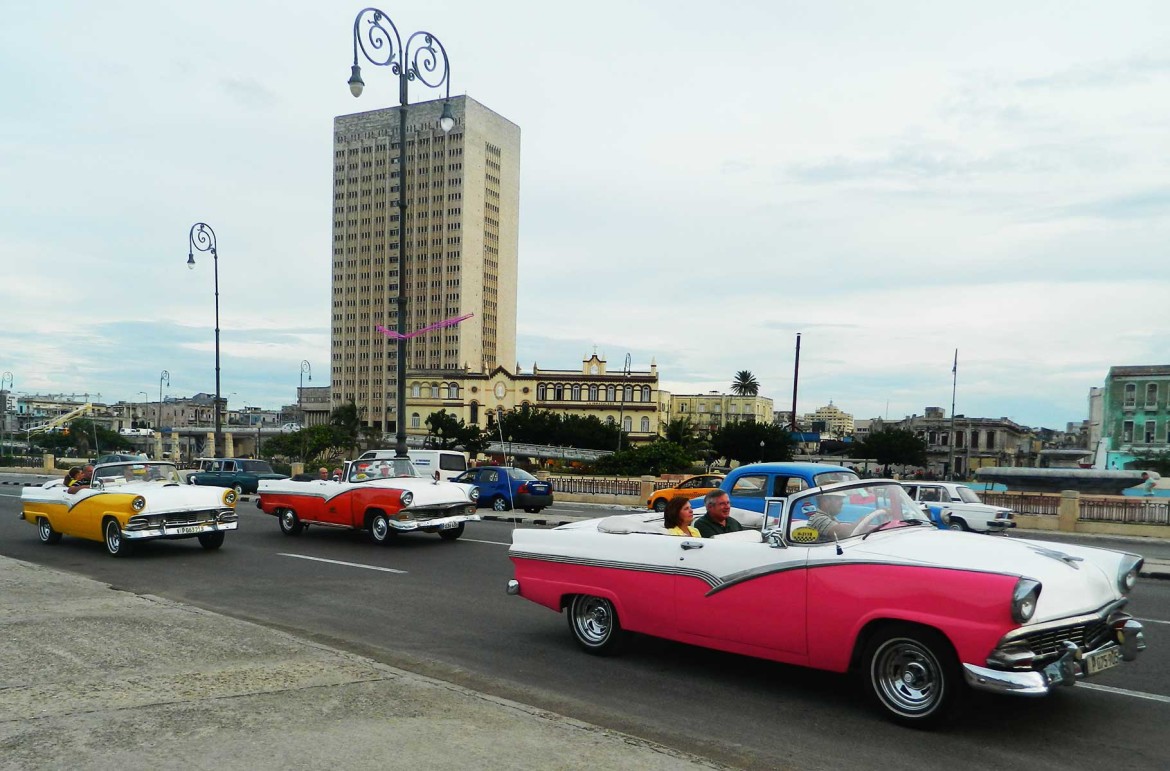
(663, 496, 700, 537)
(67, 465, 94, 494)
(695, 490, 743, 538)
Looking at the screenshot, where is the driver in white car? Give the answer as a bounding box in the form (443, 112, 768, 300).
(806, 492, 856, 541)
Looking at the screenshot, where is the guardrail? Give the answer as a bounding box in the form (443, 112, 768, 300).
(982, 491, 1170, 526)
(546, 476, 641, 496)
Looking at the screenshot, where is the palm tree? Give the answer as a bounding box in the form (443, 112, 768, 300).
(731, 370, 760, 396)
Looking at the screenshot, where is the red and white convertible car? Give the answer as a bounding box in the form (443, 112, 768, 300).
(508, 479, 1146, 726)
(258, 457, 480, 543)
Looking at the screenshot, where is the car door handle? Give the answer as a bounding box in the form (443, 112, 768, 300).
(681, 541, 704, 550)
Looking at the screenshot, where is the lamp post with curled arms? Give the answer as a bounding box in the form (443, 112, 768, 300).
(299, 360, 311, 426)
(347, 7, 455, 459)
(187, 223, 222, 458)
(0, 371, 12, 457)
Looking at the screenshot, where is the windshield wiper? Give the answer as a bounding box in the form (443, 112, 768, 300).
(862, 518, 928, 540)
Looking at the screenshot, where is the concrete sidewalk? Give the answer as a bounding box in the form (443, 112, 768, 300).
(0, 556, 720, 770)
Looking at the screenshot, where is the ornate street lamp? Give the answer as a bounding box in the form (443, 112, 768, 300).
(617, 353, 631, 451)
(158, 370, 170, 430)
(299, 360, 311, 425)
(348, 7, 455, 458)
(1, 371, 13, 457)
(187, 223, 222, 457)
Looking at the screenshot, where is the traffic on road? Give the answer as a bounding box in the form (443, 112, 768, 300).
(1, 483, 1168, 769)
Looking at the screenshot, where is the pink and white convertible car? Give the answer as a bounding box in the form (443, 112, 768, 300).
(507, 479, 1146, 726)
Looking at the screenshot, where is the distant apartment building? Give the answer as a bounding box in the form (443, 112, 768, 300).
(399, 354, 666, 446)
(670, 391, 774, 436)
(801, 402, 855, 439)
(872, 406, 1034, 477)
(1099, 365, 1170, 468)
(331, 96, 520, 433)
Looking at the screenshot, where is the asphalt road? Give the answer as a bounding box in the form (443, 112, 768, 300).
(2, 490, 1169, 770)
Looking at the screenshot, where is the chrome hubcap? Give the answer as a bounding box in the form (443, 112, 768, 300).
(106, 524, 120, 551)
(372, 517, 388, 540)
(574, 597, 611, 644)
(873, 639, 940, 714)
(282, 511, 295, 529)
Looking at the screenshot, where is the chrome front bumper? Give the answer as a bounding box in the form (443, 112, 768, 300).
(965, 618, 1146, 696)
(388, 511, 481, 532)
(123, 521, 239, 540)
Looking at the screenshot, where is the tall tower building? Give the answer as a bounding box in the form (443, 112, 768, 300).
(331, 96, 520, 432)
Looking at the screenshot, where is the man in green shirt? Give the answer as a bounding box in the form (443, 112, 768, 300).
(695, 490, 744, 538)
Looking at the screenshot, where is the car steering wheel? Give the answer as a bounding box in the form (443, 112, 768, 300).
(850, 508, 890, 536)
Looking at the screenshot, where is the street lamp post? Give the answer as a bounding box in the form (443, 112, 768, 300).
(187, 223, 222, 458)
(1, 371, 12, 457)
(137, 391, 149, 432)
(616, 353, 631, 451)
(158, 370, 170, 430)
(299, 360, 311, 426)
(348, 7, 455, 459)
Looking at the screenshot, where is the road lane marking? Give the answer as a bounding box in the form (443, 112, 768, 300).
(462, 538, 511, 546)
(278, 553, 406, 574)
(1136, 617, 1170, 626)
(1079, 683, 1170, 704)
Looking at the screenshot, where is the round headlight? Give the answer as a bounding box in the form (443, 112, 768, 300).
(223, 490, 238, 505)
(1012, 577, 1042, 623)
(469, 487, 480, 502)
(131, 496, 146, 512)
(400, 490, 414, 507)
(1118, 555, 1142, 594)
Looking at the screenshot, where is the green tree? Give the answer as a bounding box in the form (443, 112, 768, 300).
(731, 370, 760, 396)
(262, 424, 347, 464)
(662, 416, 700, 451)
(34, 419, 130, 458)
(424, 409, 489, 455)
(490, 407, 620, 451)
(329, 402, 362, 455)
(859, 428, 927, 473)
(594, 441, 694, 476)
(710, 421, 795, 465)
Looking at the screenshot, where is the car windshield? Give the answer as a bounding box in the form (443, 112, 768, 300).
(349, 458, 419, 482)
(783, 482, 929, 544)
(812, 470, 861, 486)
(956, 486, 982, 504)
(93, 462, 183, 487)
(507, 468, 538, 481)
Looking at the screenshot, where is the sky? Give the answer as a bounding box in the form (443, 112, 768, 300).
(2, 0, 1168, 430)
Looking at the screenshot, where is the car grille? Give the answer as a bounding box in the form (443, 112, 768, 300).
(1020, 620, 1112, 660)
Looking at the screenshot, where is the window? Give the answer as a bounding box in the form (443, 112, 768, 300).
(640, 416, 650, 432)
(411, 413, 421, 428)
(622, 416, 632, 432)
(589, 384, 598, 401)
(729, 474, 767, 498)
(447, 384, 459, 399)
(572, 384, 581, 400)
(1145, 421, 1156, 444)
(970, 431, 979, 449)
(1123, 420, 1134, 443)
(1124, 383, 1137, 408)
(537, 384, 546, 400)
(554, 384, 564, 400)
(1147, 383, 1158, 408)
(411, 383, 421, 397)
(642, 386, 651, 402)
(606, 385, 615, 401)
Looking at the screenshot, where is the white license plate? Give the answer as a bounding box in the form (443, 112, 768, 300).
(174, 525, 204, 535)
(1085, 646, 1122, 675)
(439, 520, 459, 530)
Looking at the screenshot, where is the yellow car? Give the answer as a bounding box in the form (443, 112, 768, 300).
(646, 474, 725, 512)
(20, 461, 239, 557)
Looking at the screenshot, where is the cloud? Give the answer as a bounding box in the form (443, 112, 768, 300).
(1017, 56, 1170, 90)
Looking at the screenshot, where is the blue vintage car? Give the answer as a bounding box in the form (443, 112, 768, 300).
(690, 462, 860, 516)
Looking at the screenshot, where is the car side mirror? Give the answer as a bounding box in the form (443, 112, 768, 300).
(764, 529, 786, 549)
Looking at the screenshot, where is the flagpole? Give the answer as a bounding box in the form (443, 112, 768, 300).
(949, 349, 958, 480)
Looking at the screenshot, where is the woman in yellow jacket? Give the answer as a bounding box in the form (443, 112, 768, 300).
(663, 496, 700, 537)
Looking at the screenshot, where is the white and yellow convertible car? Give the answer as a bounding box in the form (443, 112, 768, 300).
(19, 461, 239, 557)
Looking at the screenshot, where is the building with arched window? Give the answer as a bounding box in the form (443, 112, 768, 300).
(401, 354, 670, 446)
